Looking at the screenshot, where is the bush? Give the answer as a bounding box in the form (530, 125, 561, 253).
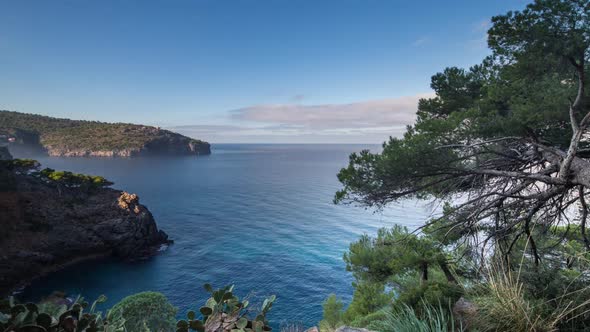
(472, 267, 563, 332)
(367, 303, 463, 332)
(176, 283, 276, 332)
(0, 158, 40, 174)
(397, 280, 463, 313)
(110, 291, 177, 332)
(343, 282, 393, 324)
(319, 294, 344, 331)
(0, 294, 125, 332)
(348, 308, 389, 328)
(36, 168, 113, 192)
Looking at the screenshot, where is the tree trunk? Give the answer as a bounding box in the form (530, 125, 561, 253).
(420, 261, 428, 283)
(438, 260, 457, 283)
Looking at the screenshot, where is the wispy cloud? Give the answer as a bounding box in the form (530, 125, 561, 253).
(170, 93, 433, 143)
(412, 37, 430, 47)
(171, 124, 412, 144)
(230, 93, 433, 129)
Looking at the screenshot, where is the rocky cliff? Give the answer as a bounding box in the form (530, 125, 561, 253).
(0, 147, 11, 160)
(0, 162, 170, 295)
(0, 110, 211, 157)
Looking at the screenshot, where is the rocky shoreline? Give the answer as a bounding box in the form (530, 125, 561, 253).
(0, 147, 172, 295)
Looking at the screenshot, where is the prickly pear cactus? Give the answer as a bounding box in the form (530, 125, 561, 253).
(0, 295, 125, 332)
(177, 284, 275, 332)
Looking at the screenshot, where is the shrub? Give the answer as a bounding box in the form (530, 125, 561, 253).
(367, 302, 463, 332)
(110, 291, 177, 332)
(471, 267, 569, 332)
(343, 282, 393, 324)
(348, 308, 389, 328)
(35, 168, 113, 194)
(0, 159, 40, 174)
(0, 294, 125, 332)
(397, 280, 463, 313)
(177, 283, 276, 332)
(319, 294, 344, 331)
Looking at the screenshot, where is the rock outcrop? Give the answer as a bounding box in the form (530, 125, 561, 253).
(453, 296, 478, 330)
(0, 170, 170, 295)
(0, 146, 12, 160)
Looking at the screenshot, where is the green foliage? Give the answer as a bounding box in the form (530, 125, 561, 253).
(333, 225, 462, 326)
(344, 225, 457, 285)
(0, 295, 125, 332)
(0, 110, 206, 152)
(331, 1, 590, 331)
(347, 309, 388, 329)
(334, 0, 590, 240)
(0, 159, 112, 195)
(342, 282, 393, 324)
(177, 284, 275, 332)
(35, 168, 113, 191)
(488, 0, 589, 68)
(109, 291, 177, 332)
(0, 159, 40, 174)
(396, 281, 463, 313)
(470, 267, 565, 332)
(318, 295, 343, 330)
(367, 303, 463, 332)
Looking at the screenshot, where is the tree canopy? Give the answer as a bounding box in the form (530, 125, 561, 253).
(336, 0, 590, 265)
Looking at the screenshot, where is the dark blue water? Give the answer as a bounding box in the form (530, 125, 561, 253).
(20, 144, 432, 328)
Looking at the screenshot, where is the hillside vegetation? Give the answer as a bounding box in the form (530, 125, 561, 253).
(0, 111, 210, 157)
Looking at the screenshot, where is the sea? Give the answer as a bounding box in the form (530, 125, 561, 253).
(17, 144, 435, 328)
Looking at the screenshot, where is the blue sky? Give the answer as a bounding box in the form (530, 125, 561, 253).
(0, 0, 527, 143)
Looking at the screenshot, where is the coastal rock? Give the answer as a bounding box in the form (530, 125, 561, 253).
(453, 297, 478, 330)
(117, 192, 141, 214)
(0, 171, 170, 295)
(0, 147, 12, 160)
(304, 327, 319, 332)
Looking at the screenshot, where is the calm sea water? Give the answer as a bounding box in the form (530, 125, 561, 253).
(19, 144, 433, 328)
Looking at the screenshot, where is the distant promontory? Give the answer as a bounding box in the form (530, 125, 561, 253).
(0, 111, 210, 157)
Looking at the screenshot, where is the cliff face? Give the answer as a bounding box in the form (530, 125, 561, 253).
(0, 170, 170, 295)
(0, 147, 12, 160)
(43, 130, 211, 157)
(0, 111, 211, 158)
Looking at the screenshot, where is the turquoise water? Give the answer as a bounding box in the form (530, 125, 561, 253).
(20, 144, 432, 328)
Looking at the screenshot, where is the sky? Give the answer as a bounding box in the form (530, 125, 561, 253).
(0, 0, 528, 143)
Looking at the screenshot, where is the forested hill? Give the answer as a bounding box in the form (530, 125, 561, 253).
(0, 111, 210, 157)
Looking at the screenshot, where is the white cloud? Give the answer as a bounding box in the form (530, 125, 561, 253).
(230, 93, 433, 129)
(170, 93, 433, 143)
